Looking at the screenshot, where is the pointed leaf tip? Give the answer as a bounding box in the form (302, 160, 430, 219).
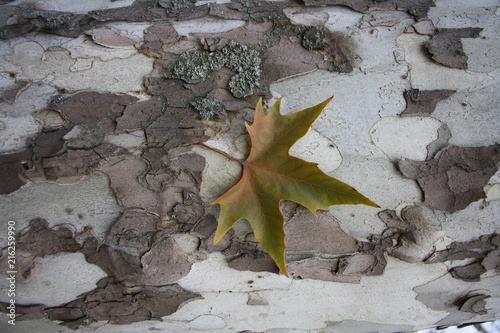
(321, 96, 334, 107)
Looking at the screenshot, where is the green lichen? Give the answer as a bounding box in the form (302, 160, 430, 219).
(330, 61, 346, 72)
(236, 0, 259, 14)
(172, 40, 261, 98)
(172, 51, 224, 80)
(23, 8, 72, 30)
(192, 97, 225, 119)
(228, 72, 260, 99)
(299, 26, 328, 51)
(171, 0, 196, 10)
(404, 89, 422, 102)
(222, 41, 261, 98)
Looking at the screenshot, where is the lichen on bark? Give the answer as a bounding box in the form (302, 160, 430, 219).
(171, 40, 262, 98)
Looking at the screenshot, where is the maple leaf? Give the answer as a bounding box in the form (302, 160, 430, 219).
(197, 97, 378, 276)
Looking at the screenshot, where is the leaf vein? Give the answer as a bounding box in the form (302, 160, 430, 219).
(248, 162, 354, 198)
(246, 166, 282, 255)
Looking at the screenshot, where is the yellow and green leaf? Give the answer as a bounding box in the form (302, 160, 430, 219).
(198, 97, 378, 276)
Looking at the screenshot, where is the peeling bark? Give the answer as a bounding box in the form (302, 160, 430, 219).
(1, 0, 498, 330)
(301, 0, 435, 19)
(0, 149, 32, 194)
(424, 28, 483, 69)
(0, 80, 30, 104)
(0, 5, 91, 39)
(17, 219, 80, 258)
(44, 277, 200, 328)
(0, 213, 202, 328)
(426, 233, 498, 282)
(51, 92, 138, 132)
(401, 89, 456, 116)
(399, 144, 500, 212)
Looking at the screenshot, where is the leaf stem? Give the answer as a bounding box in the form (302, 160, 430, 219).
(195, 142, 244, 164)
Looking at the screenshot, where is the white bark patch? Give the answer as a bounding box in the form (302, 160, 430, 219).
(9, 0, 136, 14)
(0, 116, 41, 153)
(173, 254, 448, 331)
(0, 252, 107, 306)
(370, 116, 450, 161)
(6, 41, 153, 93)
(289, 127, 342, 173)
(0, 173, 123, 247)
